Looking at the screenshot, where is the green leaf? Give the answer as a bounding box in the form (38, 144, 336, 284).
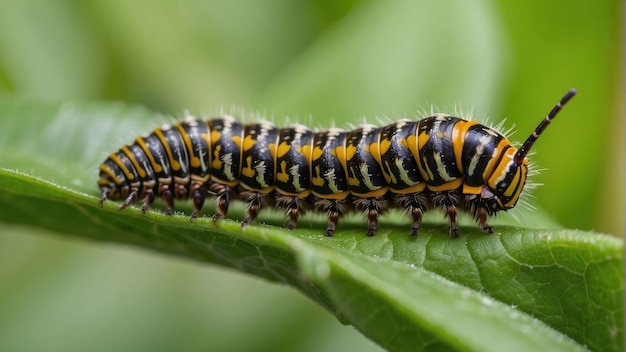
(0, 99, 622, 351)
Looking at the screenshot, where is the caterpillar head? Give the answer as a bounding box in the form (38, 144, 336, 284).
(484, 89, 577, 212)
(485, 147, 529, 211)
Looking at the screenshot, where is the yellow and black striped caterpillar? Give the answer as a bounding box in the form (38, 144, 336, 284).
(98, 89, 576, 237)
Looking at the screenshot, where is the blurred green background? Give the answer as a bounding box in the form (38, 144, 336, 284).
(0, 0, 623, 351)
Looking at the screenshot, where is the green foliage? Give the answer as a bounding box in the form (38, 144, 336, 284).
(0, 99, 622, 351)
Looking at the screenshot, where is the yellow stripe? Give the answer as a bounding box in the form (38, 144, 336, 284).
(135, 137, 164, 173)
(505, 166, 526, 208)
(155, 129, 180, 171)
(350, 186, 389, 198)
(191, 174, 211, 183)
(176, 124, 201, 169)
(462, 183, 482, 195)
(426, 178, 463, 192)
(482, 139, 510, 181)
(488, 148, 515, 190)
(238, 183, 275, 194)
(121, 146, 147, 178)
(274, 188, 312, 197)
(414, 121, 432, 181)
(452, 120, 477, 173)
(108, 153, 135, 181)
(407, 134, 419, 162)
(97, 178, 116, 187)
(504, 167, 521, 198)
(378, 138, 391, 156)
(369, 140, 383, 165)
(312, 190, 350, 200)
(210, 175, 239, 187)
(99, 164, 123, 185)
(388, 182, 426, 194)
(242, 134, 255, 151)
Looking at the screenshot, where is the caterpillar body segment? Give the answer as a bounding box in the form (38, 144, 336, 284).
(98, 89, 576, 237)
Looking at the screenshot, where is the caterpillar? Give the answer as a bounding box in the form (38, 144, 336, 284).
(98, 89, 576, 237)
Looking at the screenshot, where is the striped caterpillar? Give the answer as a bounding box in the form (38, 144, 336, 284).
(98, 89, 576, 237)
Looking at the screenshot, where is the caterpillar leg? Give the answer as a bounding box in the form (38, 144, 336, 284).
(286, 200, 300, 230)
(476, 206, 494, 233)
(241, 192, 263, 227)
(211, 184, 231, 224)
(276, 196, 307, 230)
(119, 189, 138, 211)
(286, 204, 299, 230)
(160, 187, 175, 215)
(432, 191, 461, 238)
(395, 193, 428, 237)
(446, 206, 460, 238)
(326, 207, 339, 237)
(137, 180, 157, 214)
(315, 199, 347, 237)
(190, 185, 207, 222)
(465, 194, 496, 234)
(140, 191, 155, 214)
(99, 189, 109, 207)
(365, 205, 379, 237)
(354, 197, 388, 236)
(410, 206, 424, 237)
